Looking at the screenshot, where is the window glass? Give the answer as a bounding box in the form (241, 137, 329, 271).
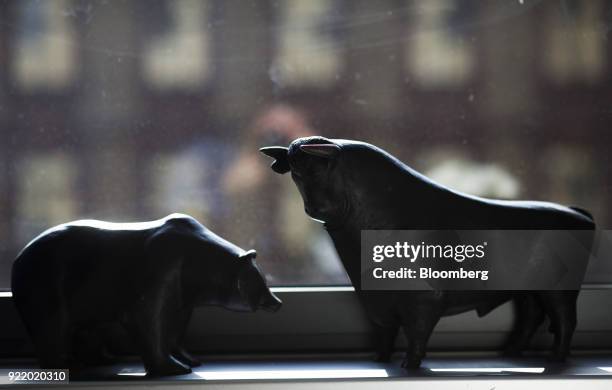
(15, 152, 78, 245)
(142, 0, 212, 90)
(542, 0, 606, 84)
(405, 0, 475, 88)
(0, 0, 609, 289)
(271, 0, 344, 88)
(12, 0, 77, 91)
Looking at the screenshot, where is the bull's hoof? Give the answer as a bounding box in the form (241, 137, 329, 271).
(373, 352, 392, 363)
(401, 356, 423, 369)
(502, 346, 524, 358)
(548, 353, 568, 363)
(146, 357, 192, 377)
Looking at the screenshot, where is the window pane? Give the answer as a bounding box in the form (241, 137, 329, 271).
(271, 0, 344, 88)
(0, 1, 610, 289)
(542, 0, 606, 84)
(12, 0, 77, 91)
(15, 152, 78, 245)
(141, 0, 212, 90)
(405, 0, 475, 88)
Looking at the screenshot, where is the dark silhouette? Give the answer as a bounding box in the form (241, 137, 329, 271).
(261, 136, 594, 369)
(11, 213, 281, 377)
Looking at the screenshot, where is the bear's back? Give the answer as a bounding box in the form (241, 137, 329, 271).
(11, 216, 182, 323)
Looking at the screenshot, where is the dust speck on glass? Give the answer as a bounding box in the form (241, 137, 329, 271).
(0, 0, 610, 288)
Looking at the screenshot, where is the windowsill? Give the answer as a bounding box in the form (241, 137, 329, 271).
(4, 287, 612, 357)
(3, 288, 612, 388)
(2, 354, 612, 388)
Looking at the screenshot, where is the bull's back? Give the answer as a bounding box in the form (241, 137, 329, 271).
(477, 199, 595, 229)
(440, 191, 596, 229)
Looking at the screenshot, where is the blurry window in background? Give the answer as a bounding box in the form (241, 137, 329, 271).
(405, 0, 475, 88)
(544, 145, 600, 213)
(16, 153, 77, 245)
(271, 0, 344, 88)
(142, 0, 212, 90)
(147, 148, 218, 224)
(12, 0, 77, 91)
(542, 0, 606, 85)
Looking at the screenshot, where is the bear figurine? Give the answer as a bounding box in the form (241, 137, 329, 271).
(11, 213, 282, 376)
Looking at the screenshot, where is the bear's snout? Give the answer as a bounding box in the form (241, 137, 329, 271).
(260, 291, 282, 312)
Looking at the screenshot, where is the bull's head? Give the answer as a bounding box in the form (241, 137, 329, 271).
(260, 136, 350, 226)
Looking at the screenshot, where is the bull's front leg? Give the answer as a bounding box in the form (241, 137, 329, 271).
(372, 323, 399, 362)
(399, 308, 441, 369)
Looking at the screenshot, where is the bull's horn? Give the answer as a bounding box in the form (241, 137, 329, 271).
(299, 144, 340, 158)
(259, 146, 290, 174)
(260, 146, 288, 160)
(240, 249, 257, 260)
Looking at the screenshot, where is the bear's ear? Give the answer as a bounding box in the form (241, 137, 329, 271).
(260, 146, 290, 174)
(240, 249, 257, 260)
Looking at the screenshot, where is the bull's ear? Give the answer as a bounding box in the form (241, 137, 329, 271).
(240, 249, 257, 260)
(299, 144, 340, 159)
(259, 147, 290, 174)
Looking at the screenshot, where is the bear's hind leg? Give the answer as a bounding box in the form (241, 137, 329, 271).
(30, 312, 72, 369)
(72, 326, 117, 367)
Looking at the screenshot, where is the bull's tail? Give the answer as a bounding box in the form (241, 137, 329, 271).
(570, 206, 595, 224)
(570, 206, 594, 222)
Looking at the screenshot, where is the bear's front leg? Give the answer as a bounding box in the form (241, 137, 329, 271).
(124, 265, 192, 376)
(173, 347, 201, 368)
(171, 306, 201, 367)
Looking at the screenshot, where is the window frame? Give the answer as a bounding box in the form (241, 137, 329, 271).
(2, 285, 612, 359)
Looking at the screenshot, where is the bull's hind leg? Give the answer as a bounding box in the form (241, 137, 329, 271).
(504, 293, 545, 356)
(539, 291, 578, 361)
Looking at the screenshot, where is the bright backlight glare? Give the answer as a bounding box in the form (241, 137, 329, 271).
(430, 367, 544, 374)
(116, 368, 388, 380)
(270, 286, 355, 293)
(195, 369, 388, 380)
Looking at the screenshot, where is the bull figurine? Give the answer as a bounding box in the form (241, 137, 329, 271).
(11, 213, 282, 376)
(261, 136, 594, 369)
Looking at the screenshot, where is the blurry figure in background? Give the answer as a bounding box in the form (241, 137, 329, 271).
(222, 104, 347, 285)
(418, 149, 521, 199)
(425, 160, 520, 199)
